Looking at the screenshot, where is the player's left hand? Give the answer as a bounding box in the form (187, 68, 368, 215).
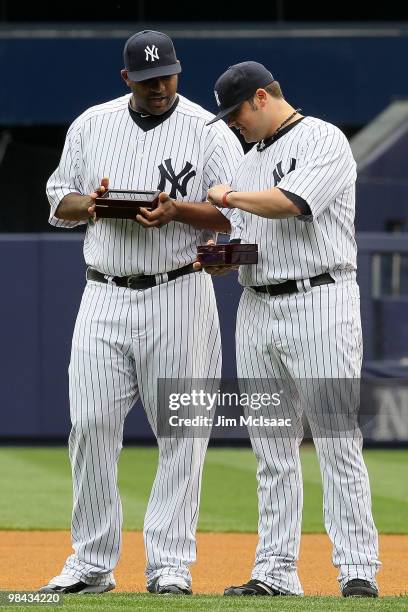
(193, 239, 239, 276)
(136, 192, 178, 228)
(207, 184, 232, 207)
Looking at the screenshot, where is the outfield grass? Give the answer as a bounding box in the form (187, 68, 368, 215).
(3, 593, 408, 611)
(0, 447, 406, 533)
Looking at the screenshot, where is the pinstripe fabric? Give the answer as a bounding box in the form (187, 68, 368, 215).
(64, 272, 220, 588)
(233, 117, 358, 286)
(47, 92, 242, 589)
(236, 272, 380, 594)
(231, 116, 380, 594)
(46, 94, 242, 276)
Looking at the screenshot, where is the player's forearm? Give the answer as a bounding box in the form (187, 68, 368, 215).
(55, 193, 94, 221)
(227, 188, 300, 219)
(174, 202, 231, 232)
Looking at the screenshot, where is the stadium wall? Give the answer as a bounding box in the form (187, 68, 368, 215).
(0, 233, 407, 443)
(1, 24, 408, 127)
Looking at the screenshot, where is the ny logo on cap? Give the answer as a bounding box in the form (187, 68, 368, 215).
(145, 45, 159, 62)
(214, 90, 221, 107)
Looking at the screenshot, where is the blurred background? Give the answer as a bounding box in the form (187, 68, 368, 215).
(1, 2, 408, 446)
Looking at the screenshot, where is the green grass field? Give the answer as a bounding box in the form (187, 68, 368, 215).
(0, 446, 407, 610)
(2, 594, 408, 612)
(0, 446, 407, 533)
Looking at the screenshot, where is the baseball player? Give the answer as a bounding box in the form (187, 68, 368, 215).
(206, 62, 381, 597)
(40, 31, 242, 595)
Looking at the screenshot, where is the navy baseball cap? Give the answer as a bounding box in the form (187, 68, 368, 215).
(206, 61, 274, 125)
(124, 30, 182, 82)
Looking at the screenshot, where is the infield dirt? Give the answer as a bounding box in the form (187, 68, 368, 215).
(1, 532, 406, 595)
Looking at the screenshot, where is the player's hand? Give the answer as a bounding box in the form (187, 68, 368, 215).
(193, 240, 239, 276)
(89, 177, 109, 222)
(207, 184, 232, 207)
(136, 192, 178, 228)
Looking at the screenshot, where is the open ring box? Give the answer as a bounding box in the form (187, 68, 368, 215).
(94, 189, 160, 219)
(197, 243, 258, 266)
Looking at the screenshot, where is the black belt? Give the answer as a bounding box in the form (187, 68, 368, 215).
(251, 273, 335, 297)
(86, 263, 196, 290)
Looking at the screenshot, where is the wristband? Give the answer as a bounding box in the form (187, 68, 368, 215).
(221, 190, 237, 208)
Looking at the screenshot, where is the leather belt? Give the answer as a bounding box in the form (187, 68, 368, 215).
(86, 263, 196, 290)
(251, 272, 335, 297)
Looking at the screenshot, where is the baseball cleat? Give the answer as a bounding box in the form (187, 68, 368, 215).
(39, 574, 115, 594)
(156, 584, 192, 595)
(342, 579, 379, 597)
(147, 577, 192, 595)
(224, 579, 287, 596)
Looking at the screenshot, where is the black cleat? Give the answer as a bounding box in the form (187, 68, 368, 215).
(224, 579, 286, 596)
(156, 584, 192, 595)
(147, 578, 192, 595)
(39, 576, 115, 594)
(342, 579, 379, 598)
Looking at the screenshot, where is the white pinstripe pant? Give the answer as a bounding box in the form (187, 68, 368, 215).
(61, 271, 221, 589)
(236, 277, 380, 595)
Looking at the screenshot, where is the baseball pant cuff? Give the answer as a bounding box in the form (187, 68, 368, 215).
(63, 556, 116, 587)
(251, 572, 303, 595)
(338, 565, 379, 590)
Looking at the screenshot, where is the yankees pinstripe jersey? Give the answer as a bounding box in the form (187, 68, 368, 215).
(231, 117, 357, 286)
(47, 94, 242, 275)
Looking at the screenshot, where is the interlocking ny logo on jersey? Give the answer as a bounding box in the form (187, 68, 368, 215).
(145, 45, 159, 62)
(273, 158, 297, 186)
(158, 159, 196, 198)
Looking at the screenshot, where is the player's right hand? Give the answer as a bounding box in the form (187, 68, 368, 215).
(89, 177, 109, 222)
(193, 240, 239, 276)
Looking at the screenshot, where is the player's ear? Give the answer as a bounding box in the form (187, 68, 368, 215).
(121, 69, 131, 87)
(255, 88, 268, 107)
